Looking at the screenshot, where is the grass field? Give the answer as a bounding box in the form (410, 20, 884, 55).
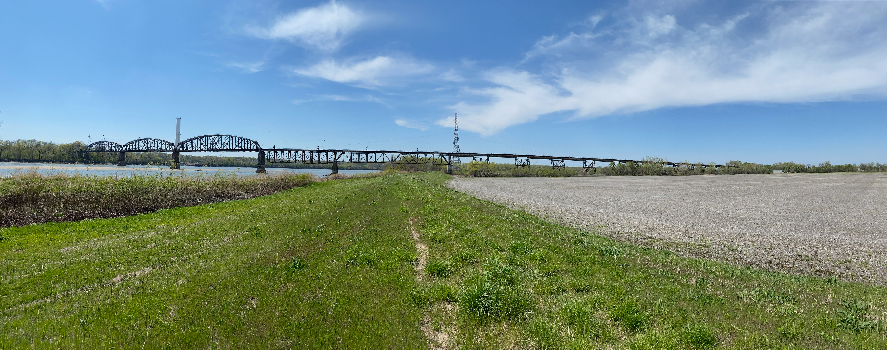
(1, 173, 885, 348)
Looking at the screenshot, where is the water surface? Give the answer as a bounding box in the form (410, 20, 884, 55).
(0, 162, 379, 177)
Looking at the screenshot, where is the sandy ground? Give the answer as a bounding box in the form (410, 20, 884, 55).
(449, 173, 887, 284)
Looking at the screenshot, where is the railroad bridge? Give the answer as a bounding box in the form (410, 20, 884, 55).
(81, 134, 727, 174)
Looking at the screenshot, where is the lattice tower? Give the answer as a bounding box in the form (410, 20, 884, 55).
(453, 113, 460, 153)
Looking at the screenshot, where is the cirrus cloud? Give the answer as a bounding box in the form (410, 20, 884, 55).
(442, 1, 887, 135)
(294, 55, 434, 87)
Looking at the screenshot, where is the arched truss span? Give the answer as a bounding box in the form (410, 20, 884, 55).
(85, 141, 123, 152)
(122, 138, 175, 152)
(176, 134, 261, 152)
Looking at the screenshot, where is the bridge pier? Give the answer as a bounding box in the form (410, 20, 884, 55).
(446, 156, 453, 174)
(256, 150, 266, 173)
(117, 152, 126, 166)
(331, 159, 338, 175)
(171, 151, 180, 169)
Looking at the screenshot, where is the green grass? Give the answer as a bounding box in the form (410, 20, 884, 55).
(1, 173, 885, 348)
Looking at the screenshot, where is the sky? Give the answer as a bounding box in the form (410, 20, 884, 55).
(0, 0, 885, 165)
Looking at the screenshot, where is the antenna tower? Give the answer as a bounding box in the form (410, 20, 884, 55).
(452, 113, 460, 153)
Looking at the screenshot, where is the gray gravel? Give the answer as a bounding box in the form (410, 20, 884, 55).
(449, 173, 887, 284)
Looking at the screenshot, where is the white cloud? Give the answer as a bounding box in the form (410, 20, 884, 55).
(293, 94, 389, 107)
(394, 119, 428, 130)
(522, 32, 597, 63)
(248, 0, 364, 51)
(226, 61, 265, 73)
(294, 56, 433, 86)
(441, 2, 887, 135)
(588, 14, 604, 28)
(645, 15, 676, 37)
(438, 69, 464, 82)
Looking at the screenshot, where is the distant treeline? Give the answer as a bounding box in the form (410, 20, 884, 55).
(772, 161, 887, 173)
(389, 156, 887, 176)
(450, 158, 773, 177)
(0, 139, 883, 174)
(0, 139, 382, 170)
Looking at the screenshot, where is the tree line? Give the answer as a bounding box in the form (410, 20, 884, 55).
(0, 139, 382, 169)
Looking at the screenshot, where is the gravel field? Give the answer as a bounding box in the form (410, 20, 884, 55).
(449, 173, 887, 284)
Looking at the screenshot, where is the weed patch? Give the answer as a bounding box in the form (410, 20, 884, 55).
(459, 277, 533, 321)
(681, 323, 718, 349)
(838, 299, 880, 333)
(427, 260, 453, 278)
(611, 300, 649, 333)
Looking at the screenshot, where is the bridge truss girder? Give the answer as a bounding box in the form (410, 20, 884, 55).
(79, 134, 732, 174)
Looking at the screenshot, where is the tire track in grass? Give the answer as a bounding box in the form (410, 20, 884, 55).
(410, 218, 451, 350)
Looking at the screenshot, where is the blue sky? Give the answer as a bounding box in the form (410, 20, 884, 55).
(1, 0, 885, 164)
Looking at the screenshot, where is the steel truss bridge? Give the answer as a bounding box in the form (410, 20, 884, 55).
(81, 134, 729, 174)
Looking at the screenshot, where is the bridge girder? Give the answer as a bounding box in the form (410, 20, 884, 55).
(122, 138, 175, 152)
(85, 140, 124, 152)
(176, 134, 261, 152)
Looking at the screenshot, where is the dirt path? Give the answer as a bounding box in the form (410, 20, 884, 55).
(409, 218, 451, 350)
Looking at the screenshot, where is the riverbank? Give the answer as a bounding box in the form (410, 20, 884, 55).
(1, 173, 884, 348)
(0, 171, 314, 227)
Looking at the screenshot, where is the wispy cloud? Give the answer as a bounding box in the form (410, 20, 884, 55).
(294, 56, 434, 87)
(225, 61, 265, 73)
(438, 69, 464, 82)
(442, 2, 887, 135)
(394, 119, 428, 130)
(293, 94, 390, 107)
(522, 32, 598, 63)
(247, 0, 364, 52)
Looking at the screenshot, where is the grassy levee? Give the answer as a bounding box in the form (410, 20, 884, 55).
(1, 175, 425, 348)
(1, 173, 886, 348)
